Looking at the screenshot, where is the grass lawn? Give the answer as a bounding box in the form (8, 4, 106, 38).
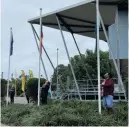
(1, 100, 128, 126)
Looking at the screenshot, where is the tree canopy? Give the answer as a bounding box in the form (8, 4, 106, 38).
(52, 50, 116, 89)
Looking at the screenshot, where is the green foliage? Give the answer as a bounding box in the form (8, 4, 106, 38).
(26, 78, 46, 102)
(52, 64, 68, 83)
(19, 93, 25, 97)
(8, 78, 23, 96)
(124, 77, 128, 86)
(52, 50, 116, 90)
(16, 78, 23, 96)
(124, 78, 128, 99)
(1, 101, 128, 126)
(1, 79, 7, 98)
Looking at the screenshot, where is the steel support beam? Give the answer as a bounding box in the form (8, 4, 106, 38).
(99, 11, 127, 101)
(31, 24, 48, 80)
(74, 29, 105, 33)
(43, 23, 96, 28)
(56, 15, 82, 100)
(31, 25, 55, 70)
(31, 24, 63, 98)
(57, 14, 95, 90)
(58, 14, 97, 25)
(58, 14, 109, 28)
(116, 7, 121, 100)
(57, 14, 73, 33)
(31, 24, 53, 98)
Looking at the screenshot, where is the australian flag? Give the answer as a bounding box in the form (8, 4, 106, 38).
(10, 29, 14, 56)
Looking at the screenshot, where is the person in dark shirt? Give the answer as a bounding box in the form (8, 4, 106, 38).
(41, 81, 50, 104)
(25, 88, 29, 104)
(9, 86, 15, 104)
(101, 73, 114, 114)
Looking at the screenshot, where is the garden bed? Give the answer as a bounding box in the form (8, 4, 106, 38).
(1, 100, 128, 126)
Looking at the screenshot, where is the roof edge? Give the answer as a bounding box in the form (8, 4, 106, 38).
(28, 0, 95, 23)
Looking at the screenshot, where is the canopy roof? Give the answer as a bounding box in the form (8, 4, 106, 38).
(28, 0, 127, 40)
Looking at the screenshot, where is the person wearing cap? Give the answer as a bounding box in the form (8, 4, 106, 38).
(101, 73, 114, 114)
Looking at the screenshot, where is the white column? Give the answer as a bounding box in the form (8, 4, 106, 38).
(37, 8, 42, 106)
(96, 0, 101, 114)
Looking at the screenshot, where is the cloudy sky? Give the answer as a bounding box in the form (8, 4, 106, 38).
(1, 0, 108, 80)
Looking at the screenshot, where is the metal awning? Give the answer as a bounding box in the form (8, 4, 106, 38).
(28, 0, 127, 40)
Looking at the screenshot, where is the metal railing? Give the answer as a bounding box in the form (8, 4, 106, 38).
(52, 78, 126, 100)
(60, 78, 126, 100)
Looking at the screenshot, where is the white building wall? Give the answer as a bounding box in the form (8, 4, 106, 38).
(108, 10, 128, 59)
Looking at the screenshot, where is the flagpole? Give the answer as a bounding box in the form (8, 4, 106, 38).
(6, 28, 12, 106)
(38, 8, 42, 106)
(1, 72, 3, 79)
(96, 0, 101, 114)
(56, 48, 59, 98)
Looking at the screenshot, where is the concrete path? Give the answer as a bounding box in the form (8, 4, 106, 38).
(0, 123, 9, 127)
(6, 97, 27, 104)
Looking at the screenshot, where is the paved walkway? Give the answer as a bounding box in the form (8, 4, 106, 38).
(1, 123, 8, 127)
(6, 97, 27, 104)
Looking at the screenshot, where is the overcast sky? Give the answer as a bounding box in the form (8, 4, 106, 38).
(1, 0, 108, 80)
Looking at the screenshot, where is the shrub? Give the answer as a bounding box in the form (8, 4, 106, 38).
(1, 79, 7, 99)
(16, 79, 23, 96)
(51, 84, 56, 91)
(1, 101, 128, 126)
(26, 78, 46, 102)
(1, 104, 31, 126)
(124, 78, 128, 99)
(19, 93, 25, 97)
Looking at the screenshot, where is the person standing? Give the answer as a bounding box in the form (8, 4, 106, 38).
(101, 73, 114, 114)
(41, 81, 50, 104)
(25, 88, 29, 104)
(9, 86, 15, 104)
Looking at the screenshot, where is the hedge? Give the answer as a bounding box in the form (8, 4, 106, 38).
(26, 78, 46, 102)
(1, 79, 7, 99)
(1, 100, 128, 126)
(124, 77, 128, 99)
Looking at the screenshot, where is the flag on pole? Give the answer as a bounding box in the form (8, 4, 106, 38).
(21, 70, 25, 92)
(6, 28, 13, 106)
(10, 29, 14, 56)
(40, 22, 43, 54)
(29, 70, 34, 78)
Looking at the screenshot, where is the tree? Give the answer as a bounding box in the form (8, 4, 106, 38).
(16, 78, 23, 96)
(51, 50, 116, 90)
(52, 64, 68, 85)
(9, 77, 23, 96)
